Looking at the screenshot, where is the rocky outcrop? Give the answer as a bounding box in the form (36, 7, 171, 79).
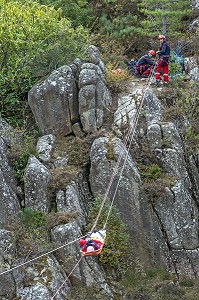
(0, 117, 22, 147)
(0, 230, 16, 298)
(15, 256, 71, 300)
(28, 65, 79, 136)
(78, 62, 112, 133)
(36, 134, 56, 163)
(24, 156, 51, 213)
(184, 57, 199, 81)
(1, 46, 199, 299)
(0, 137, 20, 229)
(89, 136, 169, 268)
(112, 84, 199, 276)
(28, 45, 112, 136)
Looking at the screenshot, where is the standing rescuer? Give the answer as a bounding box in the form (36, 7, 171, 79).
(155, 34, 170, 86)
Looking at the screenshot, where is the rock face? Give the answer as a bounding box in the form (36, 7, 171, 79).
(111, 85, 199, 276)
(142, 92, 199, 276)
(0, 137, 20, 229)
(78, 63, 112, 133)
(28, 45, 112, 136)
(1, 46, 199, 298)
(28, 65, 79, 136)
(89, 136, 163, 267)
(24, 156, 52, 213)
(184, 57, 199, 81)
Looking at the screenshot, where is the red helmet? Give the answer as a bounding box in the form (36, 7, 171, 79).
(158, 34, 166, 40)
(148, 50, 156, 56)
(79, 239, 86, 246)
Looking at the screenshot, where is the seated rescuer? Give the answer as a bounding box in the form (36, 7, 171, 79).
(135, 50, 156, 77)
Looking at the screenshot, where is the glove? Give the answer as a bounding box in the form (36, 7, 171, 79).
(156, 50, 161, 55)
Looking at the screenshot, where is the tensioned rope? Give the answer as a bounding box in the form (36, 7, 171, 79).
(0, 56, 156, 282)
(51, 255, 84, 300)
(103, 60, 157, 227)
(3, 58, 157, 300)
(50, 66, 157, 299)
(42, 48, 190, 296)
(0, 234, 87, 276)
(48, 58, 158, 299)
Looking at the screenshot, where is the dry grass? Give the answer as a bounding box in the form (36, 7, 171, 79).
(45, 211, 77, 228)
(50, 165, 80, 190)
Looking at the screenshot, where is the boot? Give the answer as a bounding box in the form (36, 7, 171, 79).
(163, 82, 168, 87)
(156, 80, 161, 86)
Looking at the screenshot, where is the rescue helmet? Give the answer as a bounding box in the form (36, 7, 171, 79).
(87, 246, 95, 252)
(79, 239, 86, 246)
(148, 50, 156, 56)
(158, 34, 166, 40)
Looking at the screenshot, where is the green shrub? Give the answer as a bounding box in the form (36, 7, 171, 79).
(157, 283, 184, 299)
(0, 0, 90, 126)
(138, 164, 162, 182)
(8, 135, 37, 184)
(143, 177, 175, 204)
(99, 13, 138, 40)
(19, 208, 46, 228)
(39, 0, 95, 27)
(180, 276, 195, 287)
(87, 196, 129, 269)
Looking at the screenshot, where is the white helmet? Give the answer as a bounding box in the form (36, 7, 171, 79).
(87, 246, 95, 252)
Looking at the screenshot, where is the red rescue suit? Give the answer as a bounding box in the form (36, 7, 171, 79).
(155, 40, 170, 83)
(136, 54, 154, 76)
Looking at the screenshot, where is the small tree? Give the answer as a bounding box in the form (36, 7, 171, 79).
(138, 0, 192, 37)
(38, 0, 94, 27)
(0, 0, 90, 126)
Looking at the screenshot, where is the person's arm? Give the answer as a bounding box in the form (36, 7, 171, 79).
(159, 42, 167, 54)
(147, 59, 153, 65)
(145, 55, 153, 65)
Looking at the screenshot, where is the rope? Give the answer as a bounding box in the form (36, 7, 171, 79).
(51, 255, 83, 300)
(51, 56, 159, 300)
(0, 234, 87, 276)
(103, 57, 157, 228)
(0, 56, 157, 281)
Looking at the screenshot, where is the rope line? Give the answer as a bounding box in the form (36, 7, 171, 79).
(0, 57, 156, 284)
(44, 59, 157, 298)
(103, 57, 157, 227)
(0, 234, 87, 276)
(51, 255, 83, 300)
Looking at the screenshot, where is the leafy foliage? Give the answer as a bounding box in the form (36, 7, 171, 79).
(87, 196, 129, 269)
(39, 0, 95, 27)
(0, 0, 90, 125)
(121, 268, 199, 300)
(19, 208, 46, 228)
(138, 0, 192, 37)
(99, 13, 138, 40)
(138, 164, 162, 182)
(8, 134, 38, 184)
